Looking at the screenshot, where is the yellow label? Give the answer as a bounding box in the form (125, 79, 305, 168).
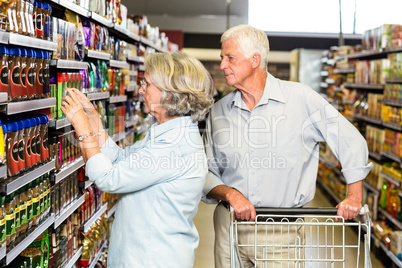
(15, 207, 20, 213)
(5, 213, 15, 220)
(27, 199, 33, 206)
(20, 204, 27, 210)
(0, 218, 5, 225)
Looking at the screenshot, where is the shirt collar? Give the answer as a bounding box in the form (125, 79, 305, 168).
(229, 72, 286, 110)
(148, 116, 195, 139)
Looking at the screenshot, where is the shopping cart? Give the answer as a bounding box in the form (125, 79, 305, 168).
(229, 205, 372, 268)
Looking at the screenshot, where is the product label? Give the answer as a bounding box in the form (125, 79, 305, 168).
(30, 136, 36, 156)
(36, 13, 42, 37)
(20, 66, 27, 87)
(0, 66, 8, 90)
(18, 139, 25, 162)
(15, 205, 20, 229)
(11, 141, 19, 164)
(20, 203, 27, 226)
(0, 218, 5, 243)
(41, 133, 47, 161)
(11, 66, 21, 85)
(27, 198, 33, 220)
(27, 67, 35, 85)
(43, 67, 49, 85)
(32, 196, 40, 217)
(36, 135, 41, 160)
(6, 212, 15, 236)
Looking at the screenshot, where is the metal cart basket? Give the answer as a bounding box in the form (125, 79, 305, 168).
(229, 205, 372, 268)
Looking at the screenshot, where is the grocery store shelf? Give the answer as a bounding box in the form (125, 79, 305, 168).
(9, 33, 57, 51)
(90, 12, 113, 27)
(88, 239, 107, 268)
(0, 159, 55, 195)
(0, 93, 7, 103)
(53, 157, 85, 184)
(334, 68, 354, 74)
(49, 118, 71, 129)
(317, 178, 342, 204)
(6, 214, 55, 265)
(0, 98, 56, 115)
(112, 132, 125, 142)
(343, 83, 384, 91)
(354, 114, 382, 126)
(0, 165, 6, 179)
(83, 203, 108, 233)
(382, 151, 401, 164)
(109, 60, 128, 69)
(113, 24, 128, 35)
(85, 180, 93, 189)
(320, 82, 328, 88)
(320, 71, 329, 77)
(0, 31, 9, 44)
(380, 240, 402, 267)
(54, 195, 85, 228)
(127, 54, 145, 63)
(85, 50, 111, 60)
(50, 59, 89, 70)
(383, 99, 402, 107)
(363, 181, 380, 196)
(107, 203, 117, 219)
(109, 95, 127, 103)
(385, 77, 402, 84)
(65, 246, 83, 268)
(139, 65, 145, 72)
(383, 121, 402, 132)
(86, 91, 110, 101)
(380, 171, 401, 188)
(126, 31, 141, 42)
(369, 151, 382, 162)
(125, 117, 138, 128)
(57, 0, 89, 17)
(0, 245, 5, 262)
(126, 85, 136, 92)
(378, 207, 402, 230)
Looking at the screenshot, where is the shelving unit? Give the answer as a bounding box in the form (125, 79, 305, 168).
(83, 203, 108, 233)
(320, 45, 402, 267)
(50, 59, 89, 70)
(64, 246, 83, 268)
(52, 157, 85, 185)
(54, 195, 85, 228)
(0, 160, 55, 195)
(6, 215, 55, 265)
(0, 98, 56, 115)
(107, 203, 118, 219)
(88, 240, 107, 268)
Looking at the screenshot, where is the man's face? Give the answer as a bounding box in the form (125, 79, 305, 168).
(220, 39, 254, 88)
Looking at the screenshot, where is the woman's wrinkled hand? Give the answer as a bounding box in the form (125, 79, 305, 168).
(61, 88, 88, 128)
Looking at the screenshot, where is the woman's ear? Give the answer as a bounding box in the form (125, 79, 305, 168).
(251, 53, 261, 68)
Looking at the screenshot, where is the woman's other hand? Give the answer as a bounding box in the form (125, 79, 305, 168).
(61, 88, 88, 128)
(68, 88, 96, 115)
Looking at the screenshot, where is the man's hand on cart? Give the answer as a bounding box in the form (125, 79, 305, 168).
(336, 180, 363, 220)
(227, 189, 256, 221)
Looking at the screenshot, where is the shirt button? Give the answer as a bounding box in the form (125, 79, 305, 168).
(252, 171, 255, 175)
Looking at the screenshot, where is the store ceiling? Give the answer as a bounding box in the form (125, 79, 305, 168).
(120, 0, 248, 34)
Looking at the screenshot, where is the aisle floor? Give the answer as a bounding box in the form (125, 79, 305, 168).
(193, 186, 384, 268)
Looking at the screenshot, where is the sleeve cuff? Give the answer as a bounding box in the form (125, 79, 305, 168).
(201, 172, 224, 204)
(342, 162, 374, 184)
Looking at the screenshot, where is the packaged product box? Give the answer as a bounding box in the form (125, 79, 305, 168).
(390, 231, 402, 260)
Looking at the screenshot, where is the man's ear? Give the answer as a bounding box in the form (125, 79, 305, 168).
(251, 53, 261, 68)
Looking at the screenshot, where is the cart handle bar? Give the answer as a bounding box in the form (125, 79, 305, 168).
(255, 205, 369, 216)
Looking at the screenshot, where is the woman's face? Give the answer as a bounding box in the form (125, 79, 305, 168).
(139, 72, 165, 118)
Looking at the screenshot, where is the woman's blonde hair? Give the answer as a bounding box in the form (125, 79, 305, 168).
(144, 51, 214, 122)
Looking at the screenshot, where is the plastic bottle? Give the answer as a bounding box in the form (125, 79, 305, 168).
(35, 1, 43, 39)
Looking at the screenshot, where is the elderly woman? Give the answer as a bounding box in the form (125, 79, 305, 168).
(61, 52, 214, 267)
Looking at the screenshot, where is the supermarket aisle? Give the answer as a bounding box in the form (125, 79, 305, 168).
(193, 186, 384, 268)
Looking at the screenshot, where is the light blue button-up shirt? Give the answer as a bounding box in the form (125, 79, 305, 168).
(202, 72, 373, 208)
(86, 116, 207, 268)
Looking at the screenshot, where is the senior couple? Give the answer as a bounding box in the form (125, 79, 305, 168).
(61, 24, 372, 268)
